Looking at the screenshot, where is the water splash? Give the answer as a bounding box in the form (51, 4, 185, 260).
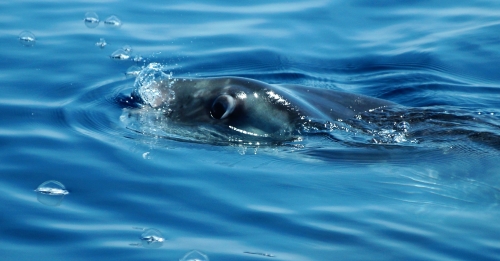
(133, 63, 175, 108)
(396, 121, 410, 133)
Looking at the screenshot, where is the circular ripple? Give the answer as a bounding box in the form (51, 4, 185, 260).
(64, 67, 500, 152)
(63, 76, 142, 149)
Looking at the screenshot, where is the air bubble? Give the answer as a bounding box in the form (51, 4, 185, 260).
(84, 12, 100, 28)
(125, 65, 142, 77)
(19, 31, 36, 47)
(180, 250, 209, 261)
(396, 121, 410, 132)
(110, 46, 132, 60)
(95, 38, 107, 48)
(104, 15, 122, 27)
(110, 49, 129, 60)
(35, 180, 69, 206)
(140, 228, 164, 248)
(110, 45, 132, 60)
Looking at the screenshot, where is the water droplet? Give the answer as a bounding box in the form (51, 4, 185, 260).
(140, 228, 164, 248)
(19, 31, 36, 47)
(84, 12, 100, 28)
(104, 15, 122, 27)
(35, 180, 69, 206)
(180, 250, 209, 261)
(95, 38, 107, 48)
(133, 55, 144, 62)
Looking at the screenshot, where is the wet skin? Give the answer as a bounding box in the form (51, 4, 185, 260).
(132, 76, 397, 140)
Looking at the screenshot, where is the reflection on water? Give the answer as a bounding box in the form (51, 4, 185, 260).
(2, 0, 500, 260)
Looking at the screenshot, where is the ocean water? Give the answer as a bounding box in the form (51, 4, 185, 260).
(1, 0, 500, 260)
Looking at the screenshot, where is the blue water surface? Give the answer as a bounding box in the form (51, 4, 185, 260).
(1, 0, 500, 260)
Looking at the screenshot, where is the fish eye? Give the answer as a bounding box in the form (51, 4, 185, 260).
(210, 94, 235, 119)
